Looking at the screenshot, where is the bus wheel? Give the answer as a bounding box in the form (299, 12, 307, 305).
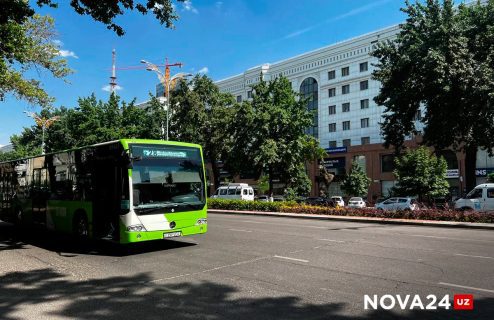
(73, 213, 89, 239)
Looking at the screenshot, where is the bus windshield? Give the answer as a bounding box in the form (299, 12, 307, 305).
(130, 144, 205, 214)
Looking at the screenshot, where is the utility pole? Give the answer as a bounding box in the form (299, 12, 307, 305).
(109, 49, 117, 93)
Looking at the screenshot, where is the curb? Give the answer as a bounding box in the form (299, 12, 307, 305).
(208, 209, 494, 230)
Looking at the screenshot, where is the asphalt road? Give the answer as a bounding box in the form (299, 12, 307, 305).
(0, 213, 493, 320)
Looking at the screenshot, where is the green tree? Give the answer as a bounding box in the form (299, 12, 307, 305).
(392, 147, 449, 201)
(341, 161, 370, 197)
(372, 0, 494, 192)
(3, 1, 184, 37)
(487, 173, 494, 183)
(0, 13, 72, 106)
(170, 75, 236, 192)
(230, 76, 323, 197)
(2, 93, 155, 159)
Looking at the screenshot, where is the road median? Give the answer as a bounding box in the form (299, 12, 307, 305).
(208, 209, 494, 230)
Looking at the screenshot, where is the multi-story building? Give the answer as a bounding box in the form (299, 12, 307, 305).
(215, 24, 493, 200)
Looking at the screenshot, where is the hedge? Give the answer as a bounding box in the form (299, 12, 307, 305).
(207, 199, 494, 223)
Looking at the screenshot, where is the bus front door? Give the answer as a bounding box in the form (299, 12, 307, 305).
(32, 168, 49, 225)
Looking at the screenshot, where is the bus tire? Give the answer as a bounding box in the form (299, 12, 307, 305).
(459, 207, 473, 212)
(73, 212, 89, 239)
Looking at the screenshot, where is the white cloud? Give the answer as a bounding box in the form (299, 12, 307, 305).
(198, 67, 209, 74)
(215, 1, 223, 9)
(182, 0, 198, 14)
(102, 84, 123, 92)
(281, 0, 392, 40)
(53, 39, 63, 46)
(58, 50, 78, 59)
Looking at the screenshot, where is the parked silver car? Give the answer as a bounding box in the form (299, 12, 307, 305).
(375, 197, 418, 211)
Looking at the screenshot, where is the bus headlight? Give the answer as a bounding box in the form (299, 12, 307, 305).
(195, 218, 207, 225)
(127, 224, 146, 232)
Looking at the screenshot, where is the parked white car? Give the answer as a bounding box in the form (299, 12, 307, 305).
(375, 197, 418, 211)
(331, 196, 345, 207)
(454, 183, 494, 211)
(348, 197, 366, 208)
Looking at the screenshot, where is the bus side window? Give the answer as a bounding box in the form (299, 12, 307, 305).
(220, 188, 227, 196)
(236, 188, 241, 195)
(228, 188, 236, 195)
(243, 189, 248, 195)
(249, 189, 253, 195)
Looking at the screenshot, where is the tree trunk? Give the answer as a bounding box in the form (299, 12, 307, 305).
(464, 145, 477, 195)
(211, 160, 221, 193)
(268, 166, 274, 200)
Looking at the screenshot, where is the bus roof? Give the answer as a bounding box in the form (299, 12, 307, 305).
(0, 139, 203, 164)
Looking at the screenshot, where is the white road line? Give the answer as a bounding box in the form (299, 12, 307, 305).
(273, 255, 309, 263)
(146, 256, 270, 283)
(318, 239, 345, 243)
(438, 282, 494, 294)
(228, 228, 252, 233)
(454, 253, 494, 260)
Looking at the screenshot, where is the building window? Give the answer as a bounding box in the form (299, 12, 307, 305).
(300, 77, 319, 139)
(328, 88, 336, 97)
(329, 141, 337, 148)
(360, 62, 368, 72)
(360, 80, 369, 91)
(360, 99, 369, 109)
(329, 123, 336, 132)
(341, 67, 350, 77)
(343, 121, 351, 131)
(328, 70, 335, 80)
(361, 137, 370, 145)
(247, 90, 252, 99)
(328, 105, 336, 115)
(342, 85, 350, 94)
(236, 95, 242, 103)
(343, 139, 351, 147)
(342, 103, 350, 112)
(381, 154, 396, 172)
(413, 109, 422, 121)
(361, 118, 369, 128)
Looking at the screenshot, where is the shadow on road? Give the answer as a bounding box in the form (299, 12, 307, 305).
(0, 221, 196, 257)
(0, 267, 492, 320)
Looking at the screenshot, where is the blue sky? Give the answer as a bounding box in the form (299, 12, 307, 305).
(0, 0, 408, 146)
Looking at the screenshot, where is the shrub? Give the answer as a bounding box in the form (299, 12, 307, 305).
(207, 198, 494, 223)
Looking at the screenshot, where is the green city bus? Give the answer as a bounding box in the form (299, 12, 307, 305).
(0, 139, 207, 244)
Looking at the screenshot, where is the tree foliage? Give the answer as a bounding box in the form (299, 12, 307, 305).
(372, 0, 494, 191)
(229, 76, 324, 196)
(169, 75, 236, 191)
(392, 147, 449, 200)
(0, 13, 72, 106)
(0, 93, 155, 160)
(341, 161, 370, 197)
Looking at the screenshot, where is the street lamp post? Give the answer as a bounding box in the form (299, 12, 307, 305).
(23, 111, 60, 155)
(140, 58, 191, 141)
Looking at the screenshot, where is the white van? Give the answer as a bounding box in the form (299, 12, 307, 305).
(212, 183, 255, 201)
(454, 183, 494, 211)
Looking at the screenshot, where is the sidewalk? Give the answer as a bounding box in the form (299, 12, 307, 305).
(208, 209, 494, 230)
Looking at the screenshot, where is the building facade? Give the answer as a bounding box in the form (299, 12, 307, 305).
(215, 25, 492, 199)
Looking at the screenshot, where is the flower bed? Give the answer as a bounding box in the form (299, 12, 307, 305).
(207, 199, 494, 223)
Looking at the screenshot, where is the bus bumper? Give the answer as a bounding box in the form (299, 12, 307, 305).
(120, 224, 207, 244)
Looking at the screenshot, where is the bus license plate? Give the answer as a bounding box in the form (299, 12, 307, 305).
(163, 232, 182, 239)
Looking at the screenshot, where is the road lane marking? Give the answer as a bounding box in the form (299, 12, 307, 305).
(318, 239, 345, 243)
(228, 228, 252, 233)
(438, 282, 494, 294)
(146, 256, 271, 283)
(454, 253, 494, 260)
(273, 255, 309, 263)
